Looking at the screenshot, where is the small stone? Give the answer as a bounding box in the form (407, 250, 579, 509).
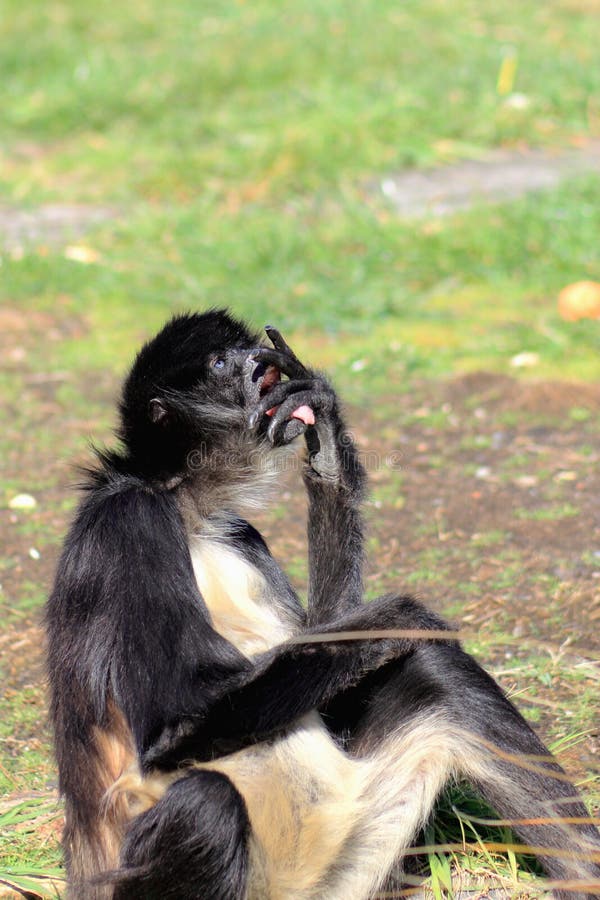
(515, 475, 538, 488)
(8, 493, 37, 510)
(510, 351, 539, 368)
(491, 431, 508, 449)
(380, 179, 397, 198)
(29, 548, 41, 560)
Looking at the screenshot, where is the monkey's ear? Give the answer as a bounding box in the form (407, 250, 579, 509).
(149, 398, 168, 424)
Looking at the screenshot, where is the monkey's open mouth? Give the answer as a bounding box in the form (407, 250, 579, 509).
(258, 365, 281, 398)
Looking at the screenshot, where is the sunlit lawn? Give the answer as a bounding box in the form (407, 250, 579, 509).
(1, 0, 599, 895)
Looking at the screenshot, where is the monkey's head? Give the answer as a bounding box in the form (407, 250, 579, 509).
(118, 310, 281, 479)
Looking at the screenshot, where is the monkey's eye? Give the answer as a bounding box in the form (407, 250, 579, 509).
(211, 357, 226, 370)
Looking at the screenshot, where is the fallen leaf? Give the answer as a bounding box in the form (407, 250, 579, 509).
(558, 281, 600, 321)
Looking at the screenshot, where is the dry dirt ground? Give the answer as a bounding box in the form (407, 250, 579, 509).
(2, 356, 600, 900)
(0, 299, 599, 896)
(1, 329, 599, 900)
(1, 351, 599, 780)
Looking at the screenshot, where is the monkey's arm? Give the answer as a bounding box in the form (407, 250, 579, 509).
(47, 481, 252, 765)
(251, 331, 366, 626)
(142, 594, 454, 769)
(303, 394, 366, 626)
(51, 480, 450, 771)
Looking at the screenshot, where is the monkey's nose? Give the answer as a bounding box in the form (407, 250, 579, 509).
(251, 360, 268, 383)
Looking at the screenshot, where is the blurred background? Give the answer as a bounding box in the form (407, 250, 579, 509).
(2, 0, 600, 379)
(1, 1, 599, 896)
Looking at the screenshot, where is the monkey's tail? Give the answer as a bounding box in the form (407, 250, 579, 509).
(449, 652, 600, 900)
(350, 642, 600, 900)
(467, 730, 600, 899)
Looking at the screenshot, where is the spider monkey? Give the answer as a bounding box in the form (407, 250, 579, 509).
(46, 310, 600, 900)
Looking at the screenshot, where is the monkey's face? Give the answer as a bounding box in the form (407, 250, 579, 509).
(120, 311, 286, 475)
(196, 345, 281, 414)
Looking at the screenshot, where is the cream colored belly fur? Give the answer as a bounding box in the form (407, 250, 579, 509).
(189, 538, 368, 897)
(114, 538, 466, 899)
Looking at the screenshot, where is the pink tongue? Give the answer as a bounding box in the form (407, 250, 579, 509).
(291, 405, 315, 425)
(266, 405, 315, 425)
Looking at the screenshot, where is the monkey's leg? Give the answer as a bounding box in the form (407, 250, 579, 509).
(143, 593, 455, 769)
(325, 638, 600, 900)
(114, 770, 250, 900)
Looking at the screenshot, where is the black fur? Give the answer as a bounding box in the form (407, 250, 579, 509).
(118, 310, 261, 477)
(46, 310, 600, 899)
(114, 771, 250, 900)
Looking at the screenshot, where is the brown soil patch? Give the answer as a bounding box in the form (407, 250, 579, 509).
(1, 370, 598, 785)
(445, 371, 600, 415)
(0, 303, 90, 371)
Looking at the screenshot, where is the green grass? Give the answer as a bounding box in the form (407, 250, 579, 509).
(1, 0, 599, 389)
(515, 502, 580, 521)
(3, 0, 600, 204)
(0, 683, 52, 795)
(3, 174, 600, 395)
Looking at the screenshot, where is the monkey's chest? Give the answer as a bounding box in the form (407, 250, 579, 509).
(189, 538, 293, 656)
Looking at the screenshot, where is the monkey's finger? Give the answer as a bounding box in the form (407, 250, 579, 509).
(260, 335, 309, 377)
(252, 347, 308, 380)
(265, 326, 307, 374)
(264, 325, 304, 366)
(248, 378, 314, 428)
(268, 417, 307, 447)
(252, 347, 294, 373)
(281, 419, 307, 445)
(266, 390, 323, 444)
(263, 325, 287, 351)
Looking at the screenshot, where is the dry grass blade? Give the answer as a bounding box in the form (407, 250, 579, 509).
(402, 841, 600, 864)
(453, 812, 600, 828)
(290, 628, 462, 644)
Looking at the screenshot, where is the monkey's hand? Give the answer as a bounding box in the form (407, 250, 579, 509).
(249, 327, 349, 481)
(142, 596, 457, 769)
(252, 326, 367, 624)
